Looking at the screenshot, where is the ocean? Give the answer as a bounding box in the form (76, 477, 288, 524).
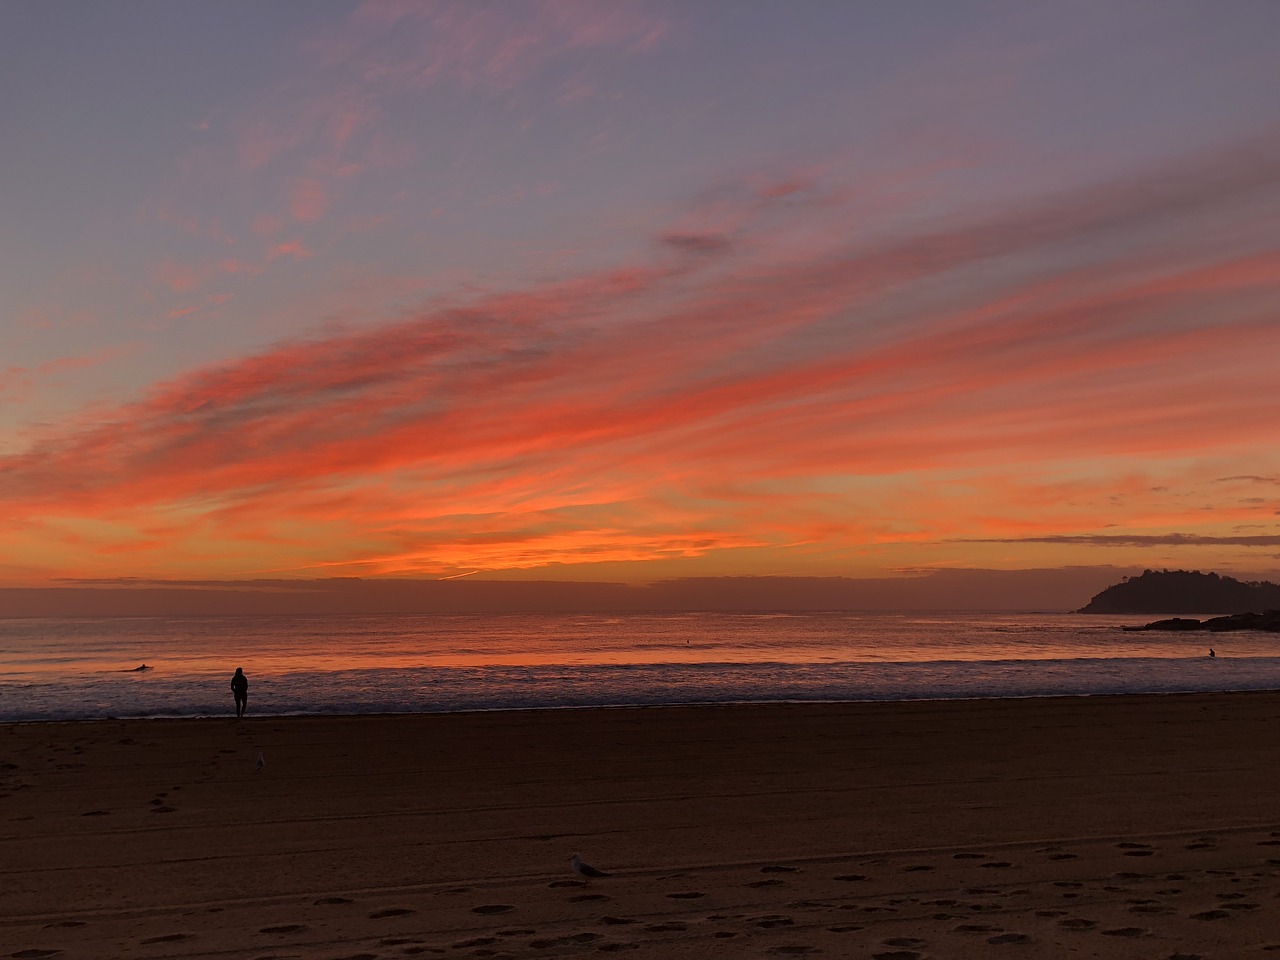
(1, 611, 1276, 723)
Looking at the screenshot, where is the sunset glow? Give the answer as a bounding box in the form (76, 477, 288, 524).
(3, 2, 1279, 602)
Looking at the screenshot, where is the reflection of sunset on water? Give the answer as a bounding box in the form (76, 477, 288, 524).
(4, 612, 1271, 722)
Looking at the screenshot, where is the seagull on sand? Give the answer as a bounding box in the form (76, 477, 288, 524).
(570, 853, 609, 880)
(255, 751, 265, 772)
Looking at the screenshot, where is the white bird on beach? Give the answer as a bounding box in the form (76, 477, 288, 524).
(255, 751, 265, 772)
(570, 853, 610, 880)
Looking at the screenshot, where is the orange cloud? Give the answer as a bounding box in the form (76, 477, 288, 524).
(6, 138, 1280, 581)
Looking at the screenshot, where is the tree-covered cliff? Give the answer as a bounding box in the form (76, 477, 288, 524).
(1078, 569, 1280, 614)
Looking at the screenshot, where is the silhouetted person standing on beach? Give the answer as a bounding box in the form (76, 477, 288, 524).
(231, 667, 248, 718)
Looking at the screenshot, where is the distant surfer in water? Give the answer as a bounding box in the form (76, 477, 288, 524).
(231, 667, 249, 718)
(1209, 648, 1216, 658)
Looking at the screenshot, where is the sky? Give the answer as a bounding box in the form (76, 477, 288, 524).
(2, 0, 1279, 601)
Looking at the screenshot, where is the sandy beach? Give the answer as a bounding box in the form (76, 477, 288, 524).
(3, 693, 1280, 959)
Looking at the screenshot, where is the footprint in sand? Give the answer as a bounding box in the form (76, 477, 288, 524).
(42, 922, 85, 929)
(749, 879, 785, 887)
(761, 865, 799, 873)
(988, 934, 1032, 944)
(666, 892, 704, 899)
(530, 933, 602, 948)
(1057, 918, 1097, 930)
(452, 937, 497, 948)
(367, 908, 415, 919)
(833, 874, 868, 882)
(259, 925, 305, 934)
(1191, 909, 1231, 921)
(713, 932, 738, 939)
(1048, 852, 1077, 861)
(981, 861, 1012, 868)
(598, 943, 641, 953)
(1102, 927, 1149, 937)
(314, 896, 353, 905)
(644, 923, 687, 933)
(954, 924, 1002, 934)
(883, 938, 925, 947)
(904, 864, 933, 872)
(871, 952, 921, 960)
(140, 934, 192, 944)
(954, 852, 986, 859)
(472, 904, 515, 914)
(80, 810, 110, 817)
(599, 917, 636, 926)
(753, 916, 795, 929)
(12, 952, 61, 959)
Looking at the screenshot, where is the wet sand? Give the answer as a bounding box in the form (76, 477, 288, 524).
(2, 693, 1280, 958)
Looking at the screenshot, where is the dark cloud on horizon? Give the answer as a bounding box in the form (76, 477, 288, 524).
(6, 567, 1143, 617)
(953, 533, 1280, 547)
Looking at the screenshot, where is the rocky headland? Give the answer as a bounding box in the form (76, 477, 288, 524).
(1077, 569, 1280, 615)
(1078, 569, 1280, 633)
(1120, 610, 1280, 633)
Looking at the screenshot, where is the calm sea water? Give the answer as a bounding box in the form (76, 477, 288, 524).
(1, 611, 1276, 722)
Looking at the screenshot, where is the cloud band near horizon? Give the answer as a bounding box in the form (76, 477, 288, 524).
(2, 135, 1279, 584)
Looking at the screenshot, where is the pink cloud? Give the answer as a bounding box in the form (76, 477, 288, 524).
(0, 348, 129, 404)
(332, 0, 670, 91)
(8, 138, 1280, 579)
(289, 178, 329, 222)
(268, 241, 314, 262)
(152, 260, 204, 294)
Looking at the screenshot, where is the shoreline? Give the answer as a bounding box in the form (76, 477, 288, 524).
(4, 693, 1280, 957)
(5, 682, 1278, 726)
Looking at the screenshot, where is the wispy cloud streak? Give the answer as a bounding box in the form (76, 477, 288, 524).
(5, 136, 1280, 578)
